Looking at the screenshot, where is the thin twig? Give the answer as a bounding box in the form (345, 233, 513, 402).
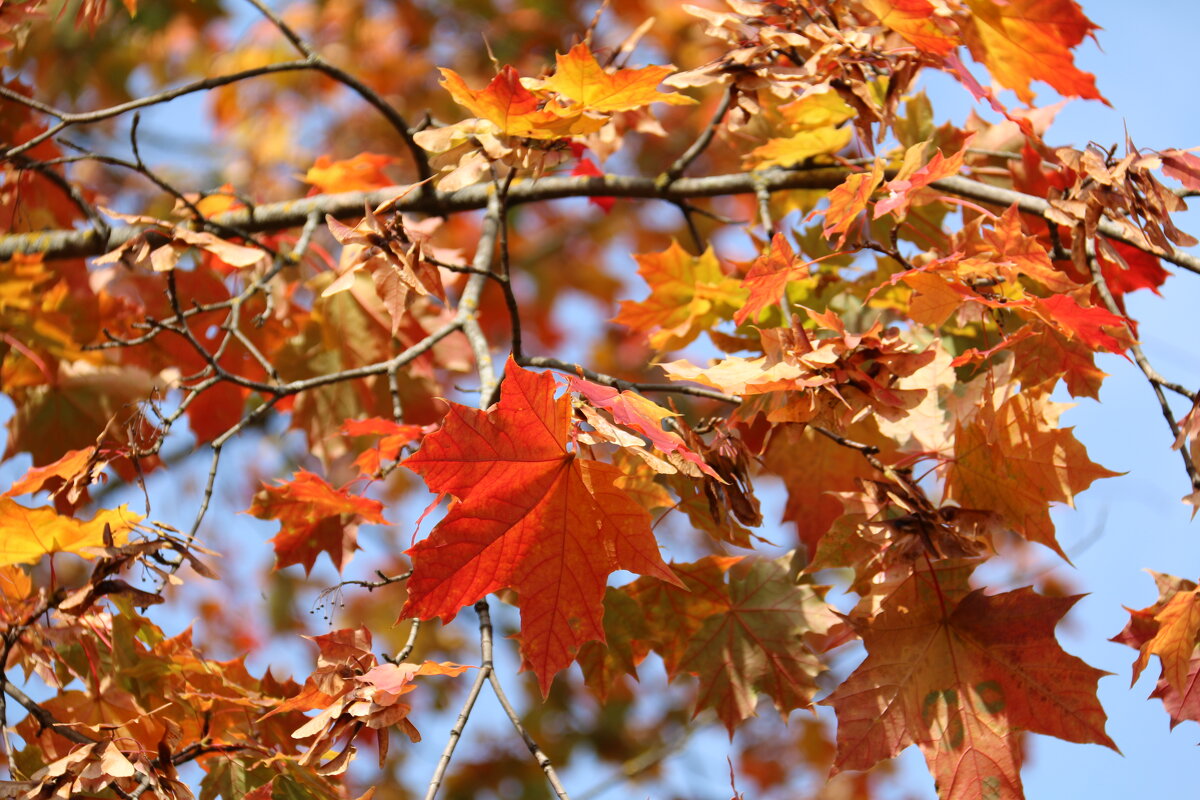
(810, 424, 886, 473)
(3, 684, 94, 745)
(389, 619, 421, 664)
(242, 0, 431, 182)
(486, 653, 572, 799)
(519, 356, 742, 405)
(662, 87, 734, 183)
(490, 168, 523, 363)
(0, 61, 316, 160)
(675, 200, 705, 251)
(422, 600, 493, 800)
(1085, 256, 1200, 490)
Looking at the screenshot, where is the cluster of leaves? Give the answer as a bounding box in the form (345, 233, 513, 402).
(0, 1, 1198, 799)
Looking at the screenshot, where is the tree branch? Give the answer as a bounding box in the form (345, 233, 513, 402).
(422, 600, 493, 800)
(8, 167, 1196, 276)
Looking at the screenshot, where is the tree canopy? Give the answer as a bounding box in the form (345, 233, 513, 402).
(0, 1, 1198, 799)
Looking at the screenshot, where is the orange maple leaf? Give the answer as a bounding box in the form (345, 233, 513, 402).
(823, 563, 1115, 800)
(1112, 573, 1200, 693)
(542, 43, 695, 113)
(304, 153, 397, 194)
(865, 0, 958, 56)
(401, 359, 679, 693)
(248, 470, 388, 575)
(875, 141, 968, 219)
(820, 162, 884, 247)
(341, 418, 428, 476)
(945, 394, 1120, 557)
(1009, 325, 1108, 400)
(735, 234, 812, 326)
(438, 65, 604, 139)
(964, 0, 1104, 105)
(1030, 293, 1132, 354)
(4, 445, 108, 515)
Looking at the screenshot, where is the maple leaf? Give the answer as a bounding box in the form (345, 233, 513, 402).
(541, 43, 695, 113)
(735, 234, 812, 326)
(749, 127, 852, 170)
(1112, 573, 1200, 693)
(821, 162, 884, 247)
(1030, 294, 1131, 354)
(748, 91, 855, 169)
(401, 359, 679, 693)
(585, 556, 837, 732)
(1095, 239, 1169, 300)
(983, 206, 1077, 293)
(1010, 325, 1107, 400)
(248, 470, 388, 575)
(875, 141, 968, 220)
(304, 153, 397, 194)
(901, 271, 973, 327)
(963, 0, 1103, 105)
(671, 557, 837, 732)
(865, 0, 958, 56)
(823, 563, 1114, 800)
(945, 393, 1119, 557)
(575, 586, 653, 701)
(4, 445, 108, 515)
(438, 66, 605, 139)
(341, 417, 428, 476)
(0, 499, 141, 566)
(568, 376, 717, 478)
(614, 240, 746, 351)
(1151, 656, 1200, 729)
(1136, 589, 1200, 694)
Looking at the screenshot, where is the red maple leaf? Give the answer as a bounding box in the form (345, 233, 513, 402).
(401, 358, 679, 693)
(248, 471, 387, 575)
(734, 233, 813, 326)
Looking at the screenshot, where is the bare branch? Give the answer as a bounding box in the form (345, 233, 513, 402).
(460, 192, 504, 405)
(242, 0, 431, 182)
(1085, 256, 1200, 492)
(0, 61, 316, 159)
(487, 655, 572, 800)
(422, 600, 493, 800)
(661, 87, 734, 183)
(11, 167, 1197, 276)
(519, 355, 742, 405)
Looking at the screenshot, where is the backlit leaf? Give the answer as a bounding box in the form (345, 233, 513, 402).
(401, 359, 679, 693)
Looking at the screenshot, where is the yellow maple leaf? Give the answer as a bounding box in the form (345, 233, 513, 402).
(541, 43, 695, 113)
(0, 499, 142, 566)
(613, 240, 746, 351)
(749, 92, 855, 169)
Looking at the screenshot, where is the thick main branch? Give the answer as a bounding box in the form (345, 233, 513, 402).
(6, 168, 1198, 274)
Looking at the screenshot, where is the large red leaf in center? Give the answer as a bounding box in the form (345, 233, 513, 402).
(400, 360, 678, 692)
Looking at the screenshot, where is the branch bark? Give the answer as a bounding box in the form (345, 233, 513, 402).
(7, 167, 1198, 275)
